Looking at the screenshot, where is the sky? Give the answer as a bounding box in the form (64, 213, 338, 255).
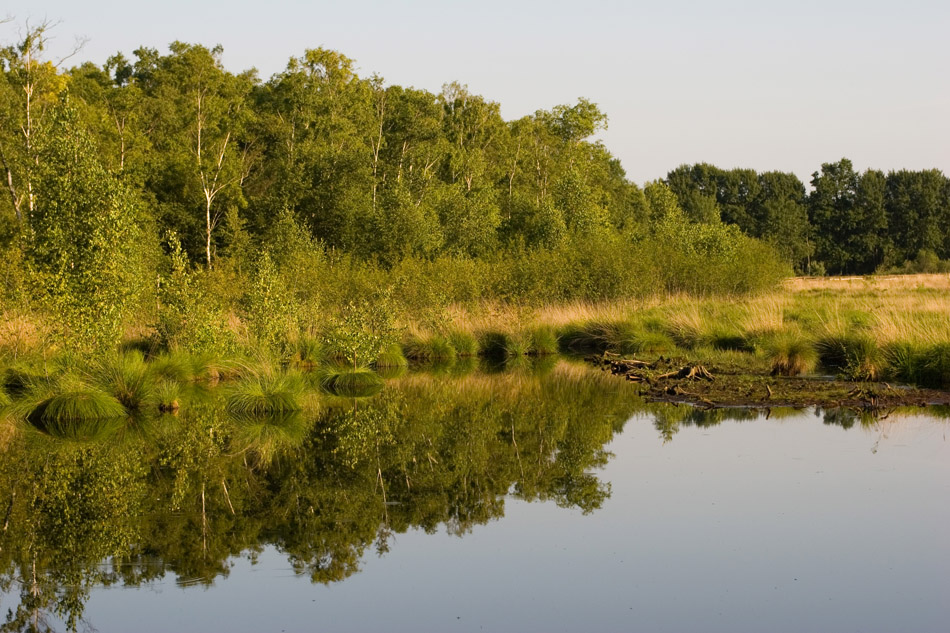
(4, 0, 948, 185)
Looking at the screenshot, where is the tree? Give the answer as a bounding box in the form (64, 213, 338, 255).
(752, 171, 812, 272)
(808, 158, 860, 274)
(0, 21, 73, 226)
(28, 104, 152, 353)
(140, 42, 254, 268)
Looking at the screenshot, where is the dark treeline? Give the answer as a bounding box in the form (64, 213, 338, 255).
(666, 160, 950, 275)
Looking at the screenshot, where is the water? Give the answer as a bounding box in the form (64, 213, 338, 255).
(1, 362, 947, 632)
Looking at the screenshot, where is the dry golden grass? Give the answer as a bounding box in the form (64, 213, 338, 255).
(784, 273, 950, 292)
(0, 312, 54, 359)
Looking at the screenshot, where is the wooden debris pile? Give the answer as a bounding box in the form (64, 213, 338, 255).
(587, 352, 718, 406)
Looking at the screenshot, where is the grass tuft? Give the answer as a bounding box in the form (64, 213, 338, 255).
(917, 343, 950, 388)
(447, 330, 478, 357)
(94, 351, 156, 412)
(374, 343, 409, 369)
(30, 389, 127, 426)
(403, 335, 457, 362)
(528, 326, 559, 355)
(762, 332, 817, 376)
(816, 334, 883, 381)
(225, 370, 305, 416)
(320, 368, 384, 397)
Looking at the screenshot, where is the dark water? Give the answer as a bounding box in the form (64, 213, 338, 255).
(1, 361, 947, 632)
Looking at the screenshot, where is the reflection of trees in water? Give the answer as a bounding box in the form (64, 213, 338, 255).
(0, 363, 638, 631)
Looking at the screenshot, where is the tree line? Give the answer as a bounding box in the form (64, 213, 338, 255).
(0, 28, 647, 268)
(0, 24, 795, 357)
(666, 160, 950, 275)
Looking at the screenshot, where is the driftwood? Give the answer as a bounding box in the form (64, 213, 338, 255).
(656, 365, 714, 382)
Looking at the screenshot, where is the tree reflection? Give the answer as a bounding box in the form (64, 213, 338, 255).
(0, 363, 896, 631)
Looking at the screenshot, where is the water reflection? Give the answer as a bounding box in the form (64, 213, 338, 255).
(0, 361, 946, 631)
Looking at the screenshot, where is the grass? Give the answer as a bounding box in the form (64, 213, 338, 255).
(319, 368, 385, 397)
(761, 332, 817, 376)
(32, 389, 126, 421)
(528, 326, 559, 355)
(93, 351, 156, 412)
(374, 343, 408, 368)
(447, 330, 478, 357)
(816, 334, 883, 381)
(155, 379, 182, 413)
(225, 369, 306, 416)
(403, 335, 457, 362)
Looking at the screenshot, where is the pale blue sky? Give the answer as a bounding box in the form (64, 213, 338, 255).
(4, 0, 948, 185)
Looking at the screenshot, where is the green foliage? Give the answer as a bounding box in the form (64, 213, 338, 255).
(155, 233, 235, 355)
(242, 249, 298, 352)
(322, 297, 400, 369)
(28, 104, 154, 354)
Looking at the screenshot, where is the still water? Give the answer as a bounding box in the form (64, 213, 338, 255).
(1, 361, 948, 632)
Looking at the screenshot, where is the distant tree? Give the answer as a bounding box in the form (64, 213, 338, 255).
(752, 171, 812, 272)
(808, 158, 860, 274)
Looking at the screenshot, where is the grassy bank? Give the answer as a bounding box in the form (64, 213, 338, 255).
(2, 274, 949, 426)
